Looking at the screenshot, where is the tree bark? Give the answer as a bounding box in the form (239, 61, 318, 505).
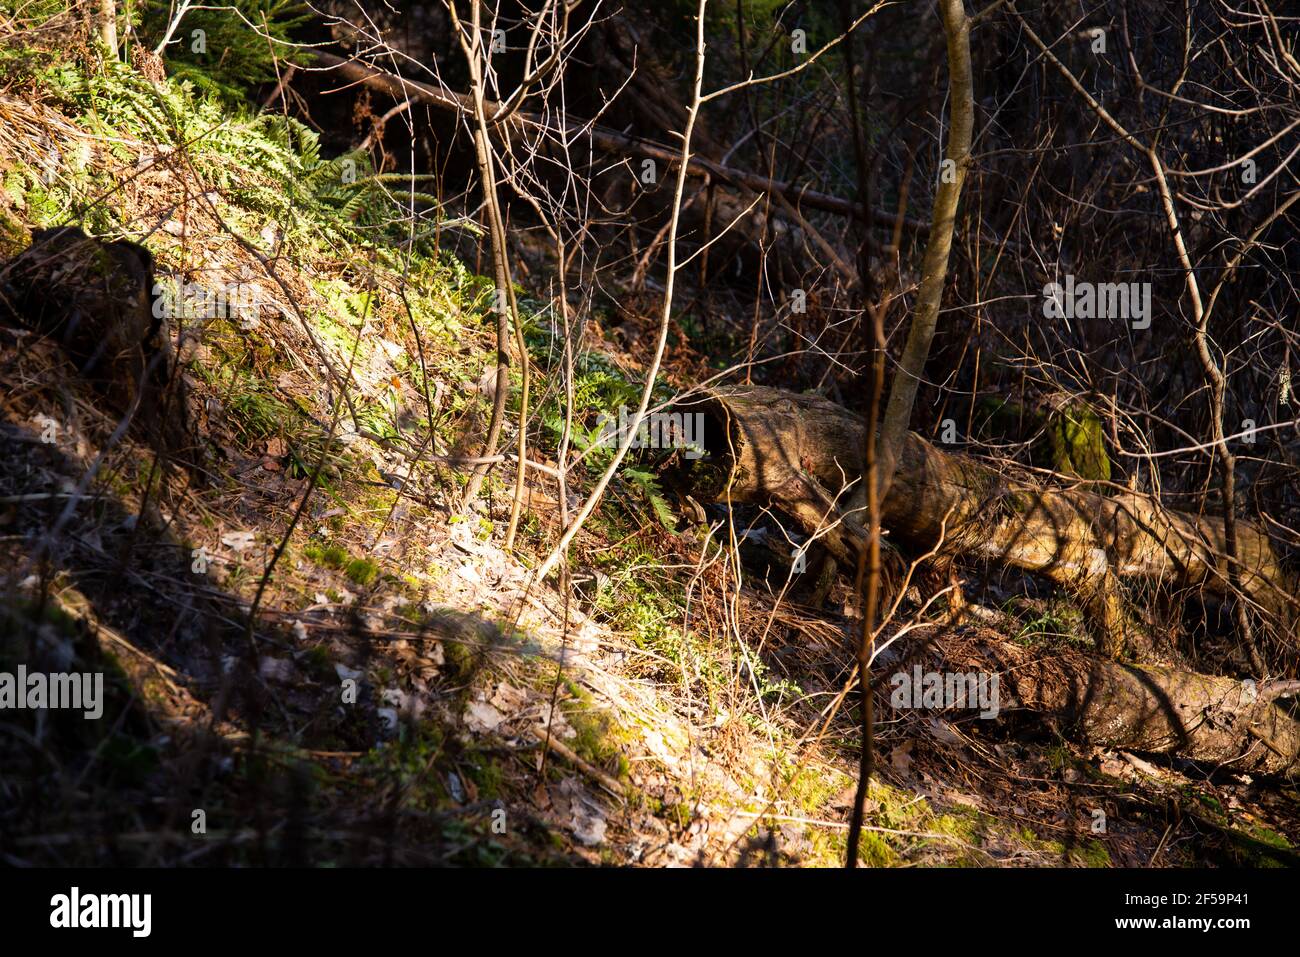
(96, 0, 118, 57)
(910, 633, 1300, 774)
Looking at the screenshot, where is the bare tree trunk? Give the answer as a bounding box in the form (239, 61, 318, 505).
(532, 0, 710, 582)
(450, 0, 520, 516)
(875, 0, 972, 497)
(96, 0, 118, 57)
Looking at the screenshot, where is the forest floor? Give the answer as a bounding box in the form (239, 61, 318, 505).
(1, 35, 1297, 867)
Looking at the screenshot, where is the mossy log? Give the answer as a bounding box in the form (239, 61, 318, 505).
(681, 385, 1297, 656)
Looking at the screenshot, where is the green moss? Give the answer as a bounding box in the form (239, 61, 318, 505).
(929, 809, 994, 865)
(854, 830, 899, 866)
(656, 801, 693, 830)
(463, 755, 507, 800)
(975, 398, 1112, 482)
(562, 693, 632, 782)
(1068, 838, 1112, 868)
(1194, 791, 1225, 813)
(0, 204, 27, 256)
(302, 543, 379, 586)
(443, 641, 476, 681)
(345, 557, 380, 587)
(785, 764, 852, 816)
(304, 542, 350, 569)
(1042, 403, 1111, 481)
(1222, 823, 1298, 867)
(1041, 836, 1113, 868)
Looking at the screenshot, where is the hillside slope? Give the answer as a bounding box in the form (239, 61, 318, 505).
(1, 17, 1296, 867)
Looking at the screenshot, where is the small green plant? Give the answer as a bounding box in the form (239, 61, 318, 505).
(1010, 597, 1090, 648)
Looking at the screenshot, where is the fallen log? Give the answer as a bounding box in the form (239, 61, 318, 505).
(679, 385, 1298, 656)
(905, 633, 1300, 775)
(310, 52, 924, 230)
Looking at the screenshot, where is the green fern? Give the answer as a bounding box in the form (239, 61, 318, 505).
(622, 467, 677, 529)
(138, 0, 312, 100)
